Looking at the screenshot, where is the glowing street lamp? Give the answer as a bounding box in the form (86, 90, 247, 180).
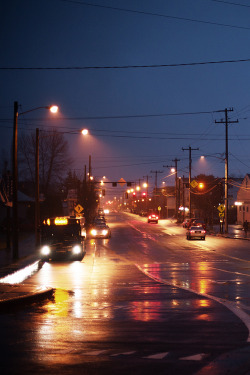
(81, 128, 89, 136)
(12, 101, 59, 260)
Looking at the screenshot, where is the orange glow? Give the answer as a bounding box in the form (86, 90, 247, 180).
(81, 128, 88, 135)
(49, 105, 58, 113)
(54, 217, 68, 225)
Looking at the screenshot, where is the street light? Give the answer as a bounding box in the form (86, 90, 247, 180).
(12, 101, 58, 260)
(81, 128, 89, 136)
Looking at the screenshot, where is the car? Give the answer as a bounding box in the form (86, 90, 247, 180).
(186, 226, 206, 240)
(186, 218, 206, 230)
(148, 213, 159, 223)
(182, 219, 189, 228)
(89, 223, 111, 238)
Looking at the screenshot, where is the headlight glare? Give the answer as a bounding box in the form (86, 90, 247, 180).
(41, 245, 50, 256)
(72, 245, 81, 254)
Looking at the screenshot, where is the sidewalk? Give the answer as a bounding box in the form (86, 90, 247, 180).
(210, 224, 250, 240)
(0, 233, 54, 308)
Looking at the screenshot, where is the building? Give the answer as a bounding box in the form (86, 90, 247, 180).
(236, 174, 250, 224)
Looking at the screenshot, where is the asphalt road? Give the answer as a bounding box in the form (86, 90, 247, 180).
(1, 212, 250, 374)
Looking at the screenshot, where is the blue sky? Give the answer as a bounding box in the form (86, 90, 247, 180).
(1, 0, 250, 194)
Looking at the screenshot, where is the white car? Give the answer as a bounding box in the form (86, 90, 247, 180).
(89, 223, 111, 239)
(186, 226, 206, 240)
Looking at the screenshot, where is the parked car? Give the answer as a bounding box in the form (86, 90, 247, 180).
(182, 219, 189, 228)
(186, 226, 206, 240)
(89, 223, 111, 239)
(148, 213, 159, 223)
(187, 218, 206, 230)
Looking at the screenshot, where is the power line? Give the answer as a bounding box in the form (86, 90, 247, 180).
(212, 0, 250, 8)
(57, 0, 250, 30)
(2, 58, 250, 70)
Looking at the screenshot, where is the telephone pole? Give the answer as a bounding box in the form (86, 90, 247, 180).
(182, 146, 199, 218)
(150, 170, 163, 191)
(163, 158, 180, 219)
(215, 108, 238, 233)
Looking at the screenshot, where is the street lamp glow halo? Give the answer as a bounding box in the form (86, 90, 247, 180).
(82, 129, 89, 136)
(49, 105, 59, 113)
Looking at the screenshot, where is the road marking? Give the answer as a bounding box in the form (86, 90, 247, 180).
(136, 264, 250, 342)
(111, 351, 136, 357)
(180, 353, 206, 361)
(143, 352, 169, 359)
(84, 350, 108, 356)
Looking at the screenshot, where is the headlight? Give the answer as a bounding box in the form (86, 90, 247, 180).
(41, 245, 50, 256)
(91, 229, 97, 236)
(102, 230, 108, 236)
(72, 245, 81, 254)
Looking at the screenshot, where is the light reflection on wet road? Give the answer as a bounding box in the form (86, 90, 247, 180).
(2, 213, 250, 374)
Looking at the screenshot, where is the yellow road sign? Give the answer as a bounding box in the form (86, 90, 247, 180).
(190, 180, 198, 188)
(75, 204, 83, 214)
(219, 212, 224, 218)
(217, 204, 225, 213)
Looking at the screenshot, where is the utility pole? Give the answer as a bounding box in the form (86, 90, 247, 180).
(35, 128, 40, 248)
(150, 170, 163, 191)
(215, 108, 238, 234)
(182, 146, 199, 218)
(88, 155, 92, 182)
(163, 158, 180, 219)
(12, 101, 19, 260)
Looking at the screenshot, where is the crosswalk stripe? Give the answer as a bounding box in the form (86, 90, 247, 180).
(143, 352, 169, 359)
(180, 353, 206, 361)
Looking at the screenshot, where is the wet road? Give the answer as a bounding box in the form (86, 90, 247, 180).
(1, 212, 250, 374)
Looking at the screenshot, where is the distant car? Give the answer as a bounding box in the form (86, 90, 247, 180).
(89, 223, 111, 239)
(186, 226, 206, 240)
(186, 218, 206, 230)
(182, 219, 189, 228)
(148, 213, 159, 223)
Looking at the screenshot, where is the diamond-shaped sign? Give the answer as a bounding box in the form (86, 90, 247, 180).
(119, 178, 126, 187)
(75, 204, 84, 214)
(190, 180, 198, 188)
(217, 204, 225, 213)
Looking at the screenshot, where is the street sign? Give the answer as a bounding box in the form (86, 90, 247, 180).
(75, 204, 83, 214)
(190, 180, 198, 188)
(219, 212, 224, 218)
(119, 178, 126, 187)
(158, 206, 161, 211)
(217, 204, 225, 213)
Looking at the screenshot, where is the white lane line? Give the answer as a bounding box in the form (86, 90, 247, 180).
(143, 352, 169, 359)
(84, 350, 108, 356)
(180, 353, 206, 361)
(111, 351, 136, 357)
(136, 264, 250, 342)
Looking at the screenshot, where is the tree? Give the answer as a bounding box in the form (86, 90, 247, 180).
(19, 129, 72, 197)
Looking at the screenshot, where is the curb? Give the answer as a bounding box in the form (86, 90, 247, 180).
(0, 286, 55, 310)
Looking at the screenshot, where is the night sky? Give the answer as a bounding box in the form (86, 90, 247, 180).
(1, 0, 250, 196)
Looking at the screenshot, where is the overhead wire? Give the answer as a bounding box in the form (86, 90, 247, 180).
(3, 58, 250, 70)
(56, 0, 250, 30)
